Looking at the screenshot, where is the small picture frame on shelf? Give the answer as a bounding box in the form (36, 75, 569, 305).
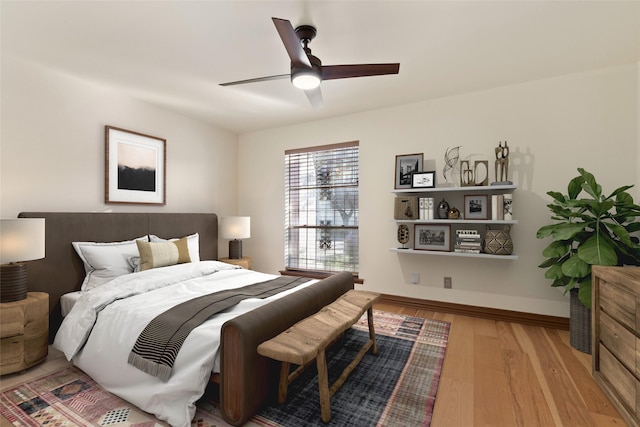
(411, 171, 435, 189)
(414, 224, 451, 251)
(395, 153, 423, 189)
(464, 194, 489, 219)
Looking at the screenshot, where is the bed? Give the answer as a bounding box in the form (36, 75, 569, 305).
(18, 212, 354, 426)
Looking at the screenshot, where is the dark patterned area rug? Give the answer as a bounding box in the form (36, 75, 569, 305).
(0, 310, 449, 427)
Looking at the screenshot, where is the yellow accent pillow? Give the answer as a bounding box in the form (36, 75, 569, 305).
(136, 237, 191, 271)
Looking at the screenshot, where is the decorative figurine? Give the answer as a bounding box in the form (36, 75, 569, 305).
(460, 160, 473, 186)
(441, 146, 460, 187)
(492, 141, 513, 185)
(397, 224, 410, 249)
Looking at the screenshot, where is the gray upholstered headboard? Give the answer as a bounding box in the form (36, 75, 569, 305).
(18, 212, 218, 341)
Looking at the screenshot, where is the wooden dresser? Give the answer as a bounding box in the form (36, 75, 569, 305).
(592, 266, 640, 426)
(0, 292, 49, 375)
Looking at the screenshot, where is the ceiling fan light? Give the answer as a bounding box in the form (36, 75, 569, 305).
(292, 71, 321, 90)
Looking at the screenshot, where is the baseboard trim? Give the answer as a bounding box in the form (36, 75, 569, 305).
(379, 294, 569, 330)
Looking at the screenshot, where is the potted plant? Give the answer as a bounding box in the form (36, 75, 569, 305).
(537, 168, 640, 353)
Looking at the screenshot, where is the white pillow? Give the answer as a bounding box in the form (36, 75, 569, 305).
(149, 233, 200, 262)
(73, 236, 148, 291)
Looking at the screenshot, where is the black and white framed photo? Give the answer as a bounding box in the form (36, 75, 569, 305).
(414, 224, 451, 251)
(464, 194, 489, 219)
(411, 171, 436, 188)
(105, 125, 166, 205)
(395, 153, 423, 189)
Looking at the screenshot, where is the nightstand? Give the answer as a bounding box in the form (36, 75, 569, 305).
(0, 292, 49, 375)
(220, 257, 252, 269)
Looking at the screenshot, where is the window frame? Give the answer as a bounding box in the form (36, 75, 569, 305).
(284, 141, 360, 280)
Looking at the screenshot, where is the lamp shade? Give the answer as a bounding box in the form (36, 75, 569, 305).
(0, 218, 45, 264)
(220, 216, 250, 240)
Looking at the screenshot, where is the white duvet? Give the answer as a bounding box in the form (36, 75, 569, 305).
(54, 261, 317, 427)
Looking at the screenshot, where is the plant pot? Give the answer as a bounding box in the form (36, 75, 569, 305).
(569, 288, 592, 354)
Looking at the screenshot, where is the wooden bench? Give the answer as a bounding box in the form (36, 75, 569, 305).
(257, 289, 381, 423)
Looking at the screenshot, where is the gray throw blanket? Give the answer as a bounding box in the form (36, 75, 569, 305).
(128, 276, 310, 381)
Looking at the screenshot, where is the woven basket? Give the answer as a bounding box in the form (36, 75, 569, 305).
(394, 196, 419, 220)
(569, 288, 592, 354)
(484, 226, 513, 255)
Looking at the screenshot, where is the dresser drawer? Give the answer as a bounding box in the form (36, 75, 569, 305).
(600, 343, 639, 416)
(600, 280, 636, 331)
(600, 310, 638, 376)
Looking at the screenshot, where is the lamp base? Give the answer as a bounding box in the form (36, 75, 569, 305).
(1, 263, 28, 303)
(229, 239, 243, 259)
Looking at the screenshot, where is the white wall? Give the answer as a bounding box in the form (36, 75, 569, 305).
(0, 55, 239, 257)
(238, 64, 639, 318)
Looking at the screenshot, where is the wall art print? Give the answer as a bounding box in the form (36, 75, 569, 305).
(105, 125, 166, 205)
(395, 153, 423, 189)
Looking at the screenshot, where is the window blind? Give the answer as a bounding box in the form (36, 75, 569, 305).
(285, 141, 359, 274)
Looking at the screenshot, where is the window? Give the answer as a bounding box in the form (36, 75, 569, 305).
(285, 141, 359, 276)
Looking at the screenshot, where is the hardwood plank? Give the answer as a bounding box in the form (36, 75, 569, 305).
(474, 333, 518, 426)
(497, 322, 556, 427)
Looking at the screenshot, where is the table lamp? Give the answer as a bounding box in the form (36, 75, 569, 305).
(0, 218, 45, 303)
(221, 216, 250, 259)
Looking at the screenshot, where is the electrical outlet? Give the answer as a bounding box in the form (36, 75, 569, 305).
(410, 272, 420, 284)
(444, 277, 452, 289)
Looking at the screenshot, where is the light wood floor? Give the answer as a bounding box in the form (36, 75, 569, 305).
(0, 302, 626, 427)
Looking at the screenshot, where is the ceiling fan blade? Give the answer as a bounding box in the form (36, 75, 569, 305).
(304, 87, 323, 109)
(219, 74, 290, 87)
(272, 17, 312, 68)
(321, 63, 400, 81)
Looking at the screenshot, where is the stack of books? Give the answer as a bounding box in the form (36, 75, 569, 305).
(454, 229, 482, 253)
(419, 197, 434, 220)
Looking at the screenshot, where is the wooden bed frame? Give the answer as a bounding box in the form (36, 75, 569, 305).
(18, 212, 354, 426)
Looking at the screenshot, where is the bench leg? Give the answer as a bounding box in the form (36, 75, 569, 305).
(278, 362, 290, 404)
(316, 350, 331, 423)
(367, 307, 378, 355)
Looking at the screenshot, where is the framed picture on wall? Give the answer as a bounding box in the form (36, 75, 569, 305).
(105, 125, 166, 205)
(414, 224, 451, 251)
(464, 194, 488, 219)
(395, 153, 423, 189)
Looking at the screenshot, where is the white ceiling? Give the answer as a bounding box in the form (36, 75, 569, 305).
(2, 1, 639, 134)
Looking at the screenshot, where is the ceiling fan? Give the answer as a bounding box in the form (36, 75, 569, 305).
(220, 17, 400, 108)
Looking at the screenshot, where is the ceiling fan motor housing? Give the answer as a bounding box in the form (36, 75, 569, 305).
(291, 54, 322, 76)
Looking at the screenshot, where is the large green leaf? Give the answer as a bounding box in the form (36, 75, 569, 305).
(550, 222, 587, 240)
(567, 176, 584, 199)
(578, 277, 592, 308)
(536, 224, 555, 239)
(544, 263, 565, 280)
(561, 255, 590, 278)
(577, 235, 618, 266)
(538, 258, 560, 268)
(609, 186, 635, 200)
(550, 277, 570, 288)
(547, 191, 566, 203)
(606, 222, 634, 247)
(626, 222, 640, 233)
(538, 257, 560, 268)
(542, 241, 570, 258)
(579, 168, 601, 199)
